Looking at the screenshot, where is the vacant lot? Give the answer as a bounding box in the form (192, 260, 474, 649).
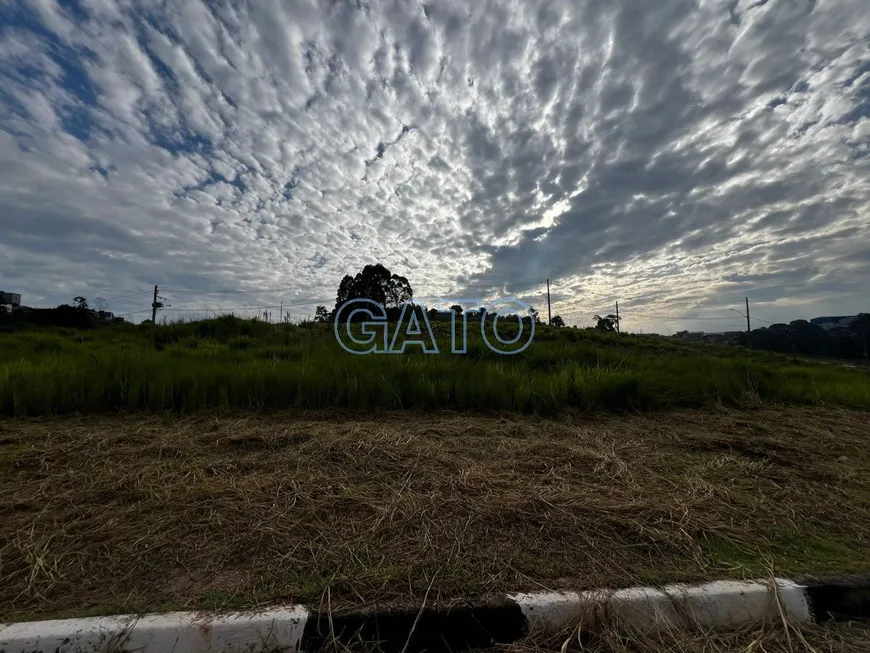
(2, 317, 870, 416)
(2, 406, 868, 621)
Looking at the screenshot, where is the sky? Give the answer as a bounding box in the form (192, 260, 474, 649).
(0, 0, 868, 332)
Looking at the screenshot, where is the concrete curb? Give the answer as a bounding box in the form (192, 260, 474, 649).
(2, 576, 868, 653)
(0, 608, 308, 653)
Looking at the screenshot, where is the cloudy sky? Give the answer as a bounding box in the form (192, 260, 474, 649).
(1, 0, 868, 331)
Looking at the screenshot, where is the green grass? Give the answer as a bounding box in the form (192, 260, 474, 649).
(1, 316, 869, 415)
(700, 531, 870, 578)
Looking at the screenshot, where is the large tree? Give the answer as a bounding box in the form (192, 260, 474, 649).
(313, 306, 330, 323)
(334, 264, 414, 313)
(594, 314, 619, 332)
(386, 273, 413, 307)
(851, 313, 870, 359)
(787, 319, 826, 355)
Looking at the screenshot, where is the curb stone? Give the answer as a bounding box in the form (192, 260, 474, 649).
(798, 573, 870, 623)
(2, 576, 869, 653)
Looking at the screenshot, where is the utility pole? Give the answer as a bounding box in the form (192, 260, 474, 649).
(546, 279, 552, 326)
(150, 285, 166, 323)
(615, 300, 620, 334)
(745, 297, 752, 349)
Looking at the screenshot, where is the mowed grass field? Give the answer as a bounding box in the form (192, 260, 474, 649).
(1, 315, 869, 415)
(2, 407, 869, 621)
(2, 317, 869, 624)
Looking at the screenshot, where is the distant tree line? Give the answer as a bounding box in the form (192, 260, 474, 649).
(740, 315, 869, 359)
(0, 297, 122, 330)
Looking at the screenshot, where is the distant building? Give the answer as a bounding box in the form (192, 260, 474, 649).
(674, 331, 706, 341)
(0, 291, 21, 311)
(810, 316, 857, 331)
(701, 331, 744, 344)
(84, 309, 117, 322)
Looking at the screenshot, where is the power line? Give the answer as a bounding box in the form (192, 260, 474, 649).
(161, 275, 552, 297)
(160, 298, 334, 313)
(99, 291, 153, 302)
(162, 290, 251, 294)
(160, 304, 284, 312)
(106, 279, 783, 327)
(463, 283, 544, 291)
(281, 298, 333, 307)
(626, 313, 743, 320)
(419, 281, 545, 294)
(458, 276, 548, 287)
(161, 286, 297, 294)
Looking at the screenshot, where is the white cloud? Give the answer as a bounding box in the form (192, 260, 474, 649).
(0, 0, 868, 330)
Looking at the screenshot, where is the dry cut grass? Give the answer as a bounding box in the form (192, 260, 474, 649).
(507, 620, 870, 653)
(1, 406, 869, 622)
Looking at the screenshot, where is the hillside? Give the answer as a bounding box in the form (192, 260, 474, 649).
(1, 315, 868, 416)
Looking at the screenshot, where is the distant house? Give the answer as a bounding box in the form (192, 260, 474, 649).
(674, 331, 706, 341)
(810, 316, 857, 331)
(702, 331, 744, 344)
(83, 309, 120, 322)
(0, 291, 21, 312)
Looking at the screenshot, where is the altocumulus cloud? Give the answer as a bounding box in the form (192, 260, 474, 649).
(0, 0, 868, 330)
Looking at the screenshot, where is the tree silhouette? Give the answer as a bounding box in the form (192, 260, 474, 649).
(552, 315, 565, 328)
(333, 264, 414, 314)
(335, 275, 356, 308)
(594, 314, 618, 332)
(386, 273, 413, 307)
(786, 320, 826, 354)
(314, 306, 330, 323)
(851, 313, 870, 358)
(73, 296, 88, 311)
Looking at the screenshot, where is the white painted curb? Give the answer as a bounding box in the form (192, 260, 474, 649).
(0, 607, 308, 653)
(509, 578, 812, 632)
(0, 578, 833, 652)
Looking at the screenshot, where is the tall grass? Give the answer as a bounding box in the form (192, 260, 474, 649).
(1, 316, 868, 415)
